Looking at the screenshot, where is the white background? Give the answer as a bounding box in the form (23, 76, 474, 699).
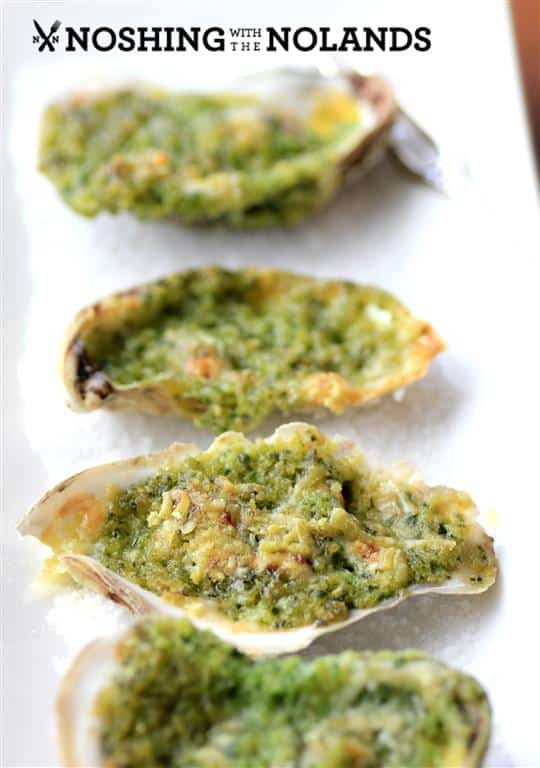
(2, 1, 540, 766)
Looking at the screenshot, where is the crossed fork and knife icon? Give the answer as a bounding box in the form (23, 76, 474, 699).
(33, 19, 62, 52)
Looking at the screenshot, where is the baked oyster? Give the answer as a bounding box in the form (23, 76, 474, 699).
(19, 423, 496, 656)
(57, 617, 491, 767)
(39, 72, 396, 227)
(62, 267, 444, 433)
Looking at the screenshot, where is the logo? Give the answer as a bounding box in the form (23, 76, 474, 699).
(30, 22, 431, 55)
(32, 19, 62, 52)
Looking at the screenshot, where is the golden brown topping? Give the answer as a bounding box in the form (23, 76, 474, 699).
(299, 372, 363, 412)
(185, 350, 223, 380)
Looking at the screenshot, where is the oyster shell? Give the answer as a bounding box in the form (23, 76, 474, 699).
(57, 616, 491, 767)
(19, 423, 496, 656)
(38, 71, 396, 226)
(61, 267, 445, 432)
